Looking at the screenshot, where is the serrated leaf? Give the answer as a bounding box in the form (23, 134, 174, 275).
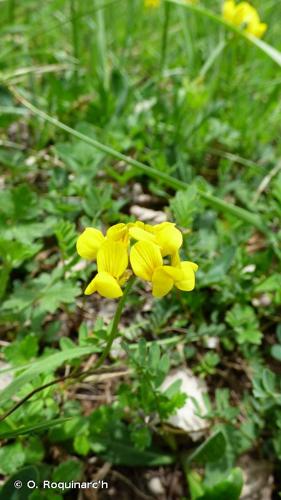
(170, 186, 198, 228)
(54, 220, 77, 259)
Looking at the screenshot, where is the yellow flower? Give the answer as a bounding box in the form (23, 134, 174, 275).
(144, 0, 161, 7)
(85, 240, 128, 298)
(129, 221, 183, 257)
(130, 240, 198, 297)
(77, 220, 197, 299)
(222, 1, 267, 38)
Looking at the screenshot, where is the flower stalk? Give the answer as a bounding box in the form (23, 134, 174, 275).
(93, 275, 136, 370)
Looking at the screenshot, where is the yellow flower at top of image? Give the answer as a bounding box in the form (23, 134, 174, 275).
(144, 0, 161, 8)
(77, 220, 198, 299)
(222, 0, 267, 38)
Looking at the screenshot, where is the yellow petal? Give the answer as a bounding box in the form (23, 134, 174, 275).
(97, 240, 128, 278)
(76, 228, 105, 260)
(129, 226, 156, 243)
(171, 251, 181, 267)
(222, 0, 236, 22)
(152, 267, 174, 297)
(85, 272, 123, 298)
(84, 276, 98, 295)
(151, 222, 171, 233)
(234, 2, 258, 26)
(248, 22, 267, 38)
(175, 261, 197, 291)
(158, 265, 184, 281)
(184, 260, 199, 272)
(144, 0, 160, 8)
(130, 240, 163, 281)
(106, 223, 129, 244)
(159, 261, 198, 292)
(155, 223, 183, 256)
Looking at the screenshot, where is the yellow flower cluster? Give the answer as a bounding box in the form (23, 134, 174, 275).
(77, 221, 198, 299)
(222, 1, 267, 38)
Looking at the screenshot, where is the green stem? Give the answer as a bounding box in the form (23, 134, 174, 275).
(160, 2, 171, 75)
(7, 0, 15, 23)
(70, 0, 79, 74)
(0, 264, 12, 300)
(93, 276, 136, 370)
(96, 1, 109, 92)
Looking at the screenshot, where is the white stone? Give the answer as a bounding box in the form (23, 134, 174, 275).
(161, 369, 209, 441)
(0, 362, 13, 391)
(147, 477, 165, 495)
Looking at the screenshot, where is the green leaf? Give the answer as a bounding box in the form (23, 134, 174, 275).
(187, 431, 227, 465)
(74, 433, 90, 456)
(197, 468, 243, 500)
(0, 418, 72, 440)
(54, 220, 77, 260)
(0, 345, 97, 406)
(148, 343, 161, 371)
(0, 239, 41, 267)
(0, 466, 39, 500)
(52, 459, 82, 483)
(170, 186, 198, 228)
(271, 345, 281, 361)
(2, 273, 80, 315)
(255, 274, 281, 293)
(226, 304, 262, 345)
(200, 247, 236, 286)
(91, 440, 174, 466)
(24, 436, 44, 463)
(4, 334, 39, 366)
(187, 472, 204, 500)
(0, 442, 26, 475)
(36, 280, 80, 314)
(262, 369, 277, 394)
